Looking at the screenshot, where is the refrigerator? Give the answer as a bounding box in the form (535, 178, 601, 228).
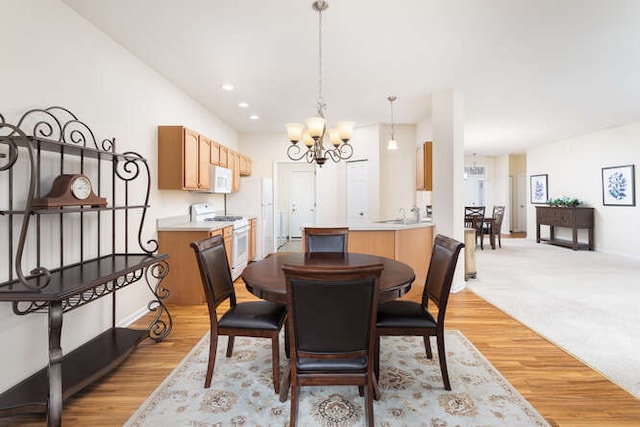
(226, 177, 274, 260)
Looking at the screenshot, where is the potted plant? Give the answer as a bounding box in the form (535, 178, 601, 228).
(547, 196, 582, 207)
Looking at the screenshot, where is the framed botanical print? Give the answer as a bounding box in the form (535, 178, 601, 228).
(602, 165, 635, 206)
(530, 174, 548, 204)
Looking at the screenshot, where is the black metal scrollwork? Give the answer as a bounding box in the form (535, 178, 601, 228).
(145, 260, 172, 342)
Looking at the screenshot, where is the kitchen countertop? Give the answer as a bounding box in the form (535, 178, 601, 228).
(348, 220, 434, 231)
(156, 215, 234, 232)
(157, 215, 433, 232)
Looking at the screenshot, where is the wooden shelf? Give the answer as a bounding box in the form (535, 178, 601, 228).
(0, 327, 148, 416)
(538, 238, 591, 250)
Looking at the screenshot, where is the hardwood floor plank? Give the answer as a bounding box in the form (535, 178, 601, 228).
(3, 279, 639, 426)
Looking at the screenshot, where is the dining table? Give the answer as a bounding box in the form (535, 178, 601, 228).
(242, 252, 416, 305)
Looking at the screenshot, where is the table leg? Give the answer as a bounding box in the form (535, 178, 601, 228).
(47, 301, 63, 427)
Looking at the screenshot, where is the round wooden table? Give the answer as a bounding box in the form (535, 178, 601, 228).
(242, 252, 415, 304)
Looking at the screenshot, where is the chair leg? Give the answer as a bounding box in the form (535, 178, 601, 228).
(374, 335, 381, 380)
(279, 366, 291, 402)
(498, 232, 502, 248)
(423, 335, 433, 359)
(289, 383, 299, 427)
(284, 326, 290, 359)
(436, 331, 451, 390)
(272, 334, 280, 394)
(372, 371, 381, 401)
(204, 329, 218, 388)
(358, 385, 364, 397)
(364, 378, 374, 427)
(226, 336, 235, 357)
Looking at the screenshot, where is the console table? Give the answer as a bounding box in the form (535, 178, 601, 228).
(535, 206, 594, 250)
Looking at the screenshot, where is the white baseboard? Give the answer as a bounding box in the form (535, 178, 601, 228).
(117, 306, 149, 328)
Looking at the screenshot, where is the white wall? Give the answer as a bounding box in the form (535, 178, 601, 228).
(0, 0, 237, 392)
(239, 123, 386, 225)
(379, 124, 417, 220)
(527, 122, 640, 258)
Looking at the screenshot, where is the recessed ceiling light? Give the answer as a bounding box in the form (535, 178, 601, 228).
(249, 115, 259, 120)
(238, 102, 249, 108)
(220, 83, 235, 91)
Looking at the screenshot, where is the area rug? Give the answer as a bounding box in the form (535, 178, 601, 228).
(125, 330, 548, 426)
(467, 238, 640, 399)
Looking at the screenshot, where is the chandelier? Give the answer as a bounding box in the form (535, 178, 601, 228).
(285, 0, 354, 167)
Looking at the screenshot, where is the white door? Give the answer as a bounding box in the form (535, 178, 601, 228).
(516, 173, 527, 232)
(347, 160, 368, 223)
(289, 170, 316, 238)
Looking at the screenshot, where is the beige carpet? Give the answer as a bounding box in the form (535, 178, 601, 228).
(126, 331, 548, 426)
(468, 238, 640, 399)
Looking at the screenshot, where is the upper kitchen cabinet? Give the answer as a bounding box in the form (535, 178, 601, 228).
(210, 140, 221, 166)
(239, 154, 252, 176)
(228, 149, 241, 192)
(416, 141, 433, 191)
(219, 145, 229, 168)
(158, 126, 210, 191)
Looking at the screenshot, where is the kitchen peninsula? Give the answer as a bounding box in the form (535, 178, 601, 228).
(305, 220, 435, 300)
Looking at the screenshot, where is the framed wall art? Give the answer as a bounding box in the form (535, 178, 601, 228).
(530, 174, 548, 204)
(602, 164, 635, 206)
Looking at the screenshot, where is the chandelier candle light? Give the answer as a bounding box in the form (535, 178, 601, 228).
(285, 0, 354, 166)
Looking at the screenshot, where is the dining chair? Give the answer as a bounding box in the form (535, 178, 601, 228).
(191, 235, 287, 393)
(464, 206, 486, 249)
(481, 205, 505, 249)
(279, 263, 384, 427)
(303, 226, 349, 253)
(375, 234, 464, 390)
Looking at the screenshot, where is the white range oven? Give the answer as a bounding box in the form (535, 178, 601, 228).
(191, 203, 249, 280)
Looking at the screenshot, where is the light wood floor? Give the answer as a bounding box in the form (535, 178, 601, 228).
(6, 275, 640, 425)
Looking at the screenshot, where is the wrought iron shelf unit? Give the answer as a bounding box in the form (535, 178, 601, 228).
(0, 107, 171, 427)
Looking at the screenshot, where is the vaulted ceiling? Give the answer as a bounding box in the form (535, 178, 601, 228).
(62, 0, 640, 155)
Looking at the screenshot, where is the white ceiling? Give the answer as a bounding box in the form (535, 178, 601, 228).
(61, 0, 640, 155)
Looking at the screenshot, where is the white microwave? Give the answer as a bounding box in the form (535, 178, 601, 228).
(210, 165, 232, 193)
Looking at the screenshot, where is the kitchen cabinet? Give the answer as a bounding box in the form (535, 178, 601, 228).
(0, 106, 170, 425)
(240, 154, 252, 176)
(416, 141, 433, 191)
(228, 149, 241, 192)
(210, 140, 221, 166)
(219, 145, 228, 168)
(158, 225, 233, 305)
(158, 126, 210, 191)
(249, 218, 257, 261)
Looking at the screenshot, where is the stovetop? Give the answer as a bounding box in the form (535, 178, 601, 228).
(204, 216, 245, 222)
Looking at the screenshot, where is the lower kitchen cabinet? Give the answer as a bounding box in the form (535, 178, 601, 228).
(158, 226, 232, 305)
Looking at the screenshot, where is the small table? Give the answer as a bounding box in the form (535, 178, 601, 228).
(242, 252, 416, 304)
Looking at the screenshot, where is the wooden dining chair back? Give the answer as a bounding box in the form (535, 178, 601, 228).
(491, 205, 506, 248)
(464, 206, 486, 248)
(303, 227, 349, 253)
(280, 263, 383, 427)
(375, 234, 464, 390)
(191, 235, 287, 392)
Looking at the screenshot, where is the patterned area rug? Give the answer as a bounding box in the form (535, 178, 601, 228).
(126, 330, 548, 426)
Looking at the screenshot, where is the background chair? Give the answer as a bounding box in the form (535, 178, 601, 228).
(481, 205, 505, 249)
(191, 235, 287, 392)
(464, 206, 486, 249)
(280, 263, 383, 427)
(303, 227, 349, 253)
(375, 234, 464, 390)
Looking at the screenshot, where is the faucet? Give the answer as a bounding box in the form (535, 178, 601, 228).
(410, 206, 421, 223)
(399, 208, 407, 224)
